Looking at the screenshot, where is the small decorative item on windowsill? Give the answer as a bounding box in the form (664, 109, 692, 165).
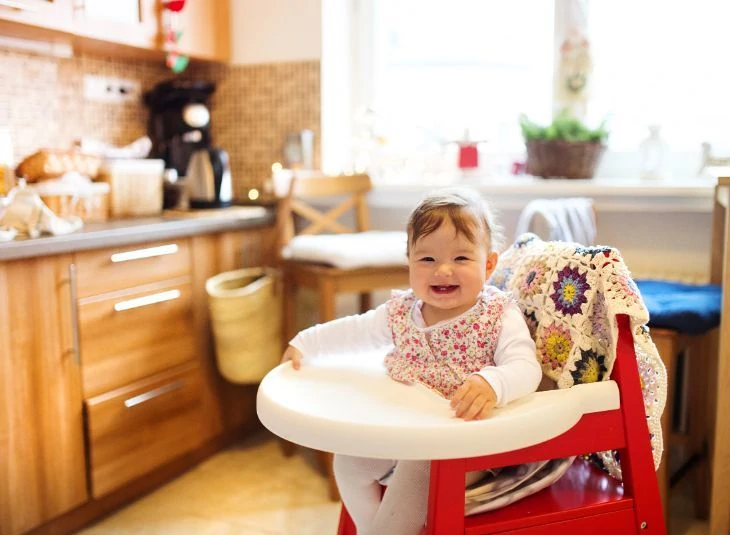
(519, 110, 608, 179)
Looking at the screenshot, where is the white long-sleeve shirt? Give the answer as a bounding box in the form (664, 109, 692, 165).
(290, 300, 541, 407)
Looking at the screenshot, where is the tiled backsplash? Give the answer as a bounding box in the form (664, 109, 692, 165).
(0, 47, 320, 198)
(196, 59, 321, 199)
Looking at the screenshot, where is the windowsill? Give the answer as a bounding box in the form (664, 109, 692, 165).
(369, 174, 716, 213)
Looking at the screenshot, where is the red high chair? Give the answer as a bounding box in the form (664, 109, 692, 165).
(336, 314, 665, 534)
(258, 235, 667, 535)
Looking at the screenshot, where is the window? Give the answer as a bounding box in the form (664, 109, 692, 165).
(588, 0, 730, 156)
(369, 1, 554, 152)
(322, 0, 730, 180)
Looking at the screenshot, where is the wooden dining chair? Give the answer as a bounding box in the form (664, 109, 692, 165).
(274, 171, 410, 499)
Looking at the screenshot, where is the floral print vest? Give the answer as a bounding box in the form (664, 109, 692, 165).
(384, 286, 511, 398)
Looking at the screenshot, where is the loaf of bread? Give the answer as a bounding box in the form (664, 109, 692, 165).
(15, 149, 102, 182)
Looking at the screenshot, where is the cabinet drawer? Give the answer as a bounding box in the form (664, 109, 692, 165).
(75, 239, 191, 298)
(80, 280, 197, 397)
(85, 364, 206, 498)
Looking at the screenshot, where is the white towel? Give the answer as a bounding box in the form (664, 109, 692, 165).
(515, 198, 596, 245)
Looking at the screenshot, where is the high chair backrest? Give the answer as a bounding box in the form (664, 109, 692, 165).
(275, 172, 373, 250)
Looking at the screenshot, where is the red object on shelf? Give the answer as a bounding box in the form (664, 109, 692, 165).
(511, 160, 526, 175)
(163, 0, 186, 12)
(458, 143, 478, 169)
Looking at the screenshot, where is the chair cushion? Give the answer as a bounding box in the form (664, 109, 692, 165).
(281, 231, 408, 269)
(635, 279, 722, 335)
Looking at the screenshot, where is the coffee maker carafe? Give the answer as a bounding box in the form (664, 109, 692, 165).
(144, 79, 232, 209)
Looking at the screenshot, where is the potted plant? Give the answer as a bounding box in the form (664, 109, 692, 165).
(519, 111, 608, 179)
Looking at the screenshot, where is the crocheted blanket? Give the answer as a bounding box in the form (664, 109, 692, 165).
(490, 233, 667, 475)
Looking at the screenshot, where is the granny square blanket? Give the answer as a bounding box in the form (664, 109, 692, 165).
(489, 233, 667, 476)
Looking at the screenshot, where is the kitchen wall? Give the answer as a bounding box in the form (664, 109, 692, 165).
(230, 0, 321, 65)
(0, 45, 320, 200)
(0, 48, 165, 165)
(196, 59, 320, 199)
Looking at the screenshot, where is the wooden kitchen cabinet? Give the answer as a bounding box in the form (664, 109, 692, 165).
(79, 280, 197, 398)
(175, 0, 230, 62)
(85, 362, 206, 498)
(0, 254, 87, 535)
(191, 226, 278, 437)
(0, 0, 231, 62)
(0, 221, 276, 535)
(0, 0, 74, 36)
(73, 0, 230, 60)
(72, 0, 159, 52)
(73, 238, 209, 498)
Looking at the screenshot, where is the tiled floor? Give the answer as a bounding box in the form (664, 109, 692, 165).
(79, 431, 708, 535)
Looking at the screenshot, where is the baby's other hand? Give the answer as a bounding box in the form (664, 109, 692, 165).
(281, 346, 303, 370)
(450, 375, 497, 421)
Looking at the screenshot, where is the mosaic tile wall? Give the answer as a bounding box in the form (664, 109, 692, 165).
(0, 46, 320, 200)
(197, 59, 321, 200)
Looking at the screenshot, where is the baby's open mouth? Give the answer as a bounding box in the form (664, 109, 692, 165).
(431, 285, 458, 294)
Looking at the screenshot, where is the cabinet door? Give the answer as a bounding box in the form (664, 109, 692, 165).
(85, 363, 206, 498)
(175, 0, 230, 62)
(0, 0, 74, 34)
(0, 255, 87, 535)
(190, 227, 277, 438)
(73, 0, 159, 51)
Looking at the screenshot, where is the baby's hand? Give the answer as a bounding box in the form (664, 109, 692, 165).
(450, 375, 497, 421)
(281, 346, 303, 370)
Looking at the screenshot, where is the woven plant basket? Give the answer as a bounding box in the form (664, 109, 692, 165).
(206, 267, 283, 384)
(526, 140, 606, 179)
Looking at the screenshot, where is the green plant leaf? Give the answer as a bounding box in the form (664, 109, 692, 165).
(518, 110, 609, 143)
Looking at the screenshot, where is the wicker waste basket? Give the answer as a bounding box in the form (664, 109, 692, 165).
(526, 140, 606, 179)
(206, 267, 283, 384)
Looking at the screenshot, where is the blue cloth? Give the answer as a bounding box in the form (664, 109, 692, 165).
(635, 280, 722, 335)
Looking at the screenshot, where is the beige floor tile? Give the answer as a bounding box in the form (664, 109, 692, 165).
(79, 430, 709, 535)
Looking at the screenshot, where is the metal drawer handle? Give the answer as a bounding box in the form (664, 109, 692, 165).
(113, 289, 181, 312)
(124, 379, 185, 408)
(110, 244, 179, 263)
(0, 0, 39, 11)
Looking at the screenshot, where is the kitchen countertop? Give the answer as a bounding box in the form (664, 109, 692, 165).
(0, 206, 276, 262)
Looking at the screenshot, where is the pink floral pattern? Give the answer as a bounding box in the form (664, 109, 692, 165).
(384, 287, 511, 398)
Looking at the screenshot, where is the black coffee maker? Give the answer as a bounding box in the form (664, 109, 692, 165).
(144, 79, 232, 209)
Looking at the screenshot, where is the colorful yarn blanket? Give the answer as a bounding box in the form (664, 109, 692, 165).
(490, 233, 667, 475)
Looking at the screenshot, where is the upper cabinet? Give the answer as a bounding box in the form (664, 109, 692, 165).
(175, 0, 230, 62)
(73, 0, 159, 52)
(0, 0, 231, 62)
(0, 0, 74, 34)
(73, 0, 230, 62)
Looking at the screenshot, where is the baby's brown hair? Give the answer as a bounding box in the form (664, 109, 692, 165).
(406, 187, 503, 256)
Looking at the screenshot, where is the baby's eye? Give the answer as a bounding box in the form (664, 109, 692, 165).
(419, 256, 435, 262)
(455, 256, 470, 261)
